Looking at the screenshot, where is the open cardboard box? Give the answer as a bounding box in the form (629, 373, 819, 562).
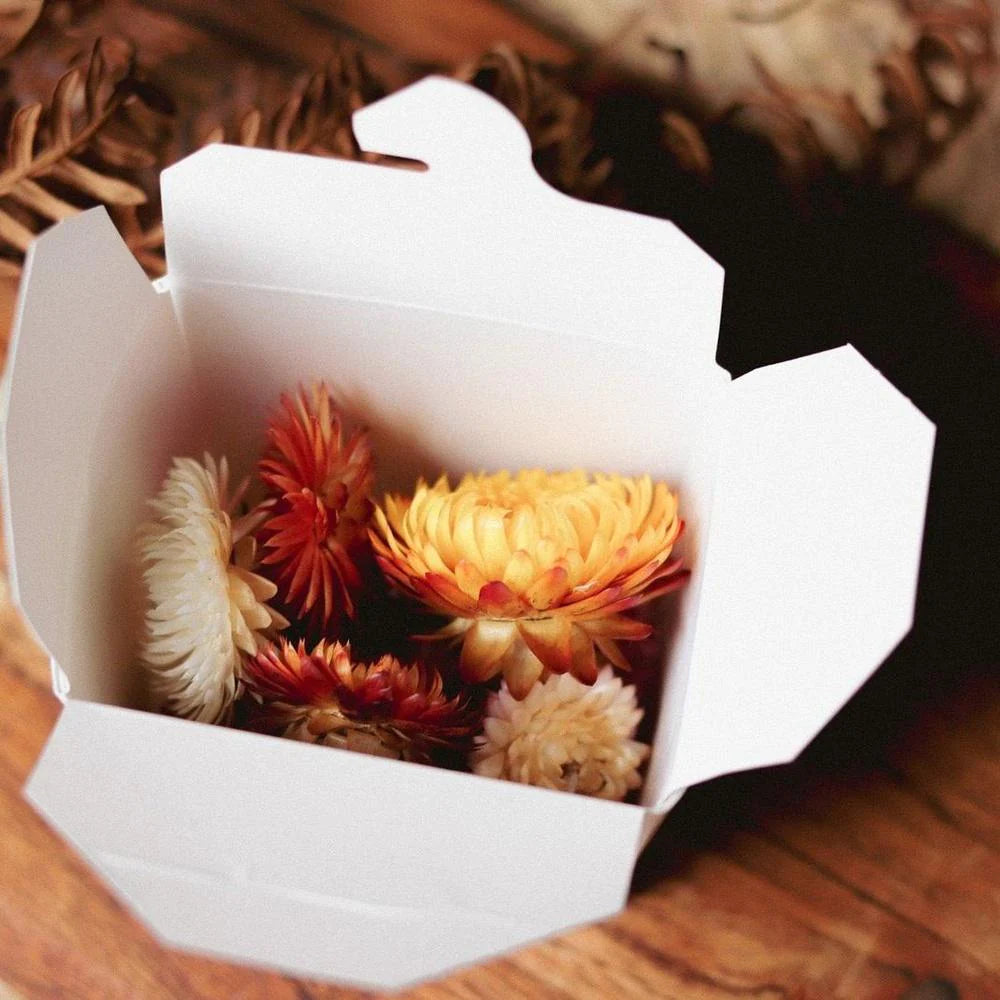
(0, 78, 934, 989)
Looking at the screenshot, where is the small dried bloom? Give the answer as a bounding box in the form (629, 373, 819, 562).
(256, 383, 374, 629)
(138, 455, 287, 723)
(372, 469, 687, 698)
(244, 638, 476, 763)
(470, 667, 649, 800)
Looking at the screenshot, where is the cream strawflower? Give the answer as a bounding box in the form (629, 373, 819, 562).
(470, 666, 649, 800)
(138, 455, 287, 723)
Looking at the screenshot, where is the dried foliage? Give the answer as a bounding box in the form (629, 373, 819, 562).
(0, 3, 992, 276)
(198, 46, 383, 158)
(0, 0, 42, 59)
(0, 39, 170, 275)
(457, 44, 613, 200)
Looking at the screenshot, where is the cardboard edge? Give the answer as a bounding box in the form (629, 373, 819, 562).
(659, 343, 936, 797)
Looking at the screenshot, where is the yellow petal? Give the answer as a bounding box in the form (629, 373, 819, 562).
(502, 549, 537, 593)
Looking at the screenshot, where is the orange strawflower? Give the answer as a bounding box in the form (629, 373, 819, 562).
(371, 469, 688, 699)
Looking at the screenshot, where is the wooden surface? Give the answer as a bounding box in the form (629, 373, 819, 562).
(1, 3, 999, 999)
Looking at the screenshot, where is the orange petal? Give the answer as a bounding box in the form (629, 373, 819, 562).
(591, 633, 630, 670)
(424, 572, 478, 615)
(517, 617, 574, 675)
(580, 615, 652, 640)
(524, 565, 570, 610)
(569, 624, 599, 685)
(498, 640, 545, 700)
(477, 580, 524, 617)
(587, 569, 690, 618)
(460, 619, 517, 682)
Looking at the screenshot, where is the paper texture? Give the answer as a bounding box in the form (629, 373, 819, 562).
(1, 210, 197, 708)
(661, 346, 935, 796)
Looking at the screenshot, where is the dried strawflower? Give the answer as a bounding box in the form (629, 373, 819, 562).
(138, 455, 287, 723)
(470, 667, 649, 800)
(371, 469, 688, 699)
(256, 383, 374, 630)
(243, 638, 476, 763)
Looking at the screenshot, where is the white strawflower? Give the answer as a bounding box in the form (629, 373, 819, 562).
(138, 455, 287, 723)
(470, 666, 649, 800)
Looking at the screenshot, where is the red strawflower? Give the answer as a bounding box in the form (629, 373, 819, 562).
(255, 383, 374, 629)
(244, 638, 477, 763)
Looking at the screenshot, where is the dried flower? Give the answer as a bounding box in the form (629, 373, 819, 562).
(371, 469, 688, 698)
(470, 667, 649, 800)
(256, 383, 374, 630)
(243, 638, 476, 763)
(138, 455, 287, 723)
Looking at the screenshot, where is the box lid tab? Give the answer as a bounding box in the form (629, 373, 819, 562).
(161, 77, 724, 362)
(660, 346, 934, 799)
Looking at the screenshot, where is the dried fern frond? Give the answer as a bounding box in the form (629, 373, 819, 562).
(200, 45, 383, 159)
(0, 39, 170, 275)
(0, 0, 42, 60)
(457, 45, 613, 201)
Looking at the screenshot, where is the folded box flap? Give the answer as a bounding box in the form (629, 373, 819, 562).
(0, 208, 195, 705)
(161, 77, 723, 361)
(26, 701, 646, 985)
(661, 346, 935, 798)
(94, 851, 557, 989)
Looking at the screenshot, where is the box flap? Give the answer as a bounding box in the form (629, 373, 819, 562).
(161, 76, 723, 363)
(94, 852, 556, 989)
(660, 346, 934, 798)
(0, 208, 196, 706)
(25, 700, 646, 987)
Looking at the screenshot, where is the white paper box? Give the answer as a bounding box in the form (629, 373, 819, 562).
(1, 77, 934, 989)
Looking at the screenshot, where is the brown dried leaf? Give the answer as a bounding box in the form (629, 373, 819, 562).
(661, 110, 712, 179)
(238, 108, 261, 148)
(201, 46, 380, 162)
(51, 68, 83, 149)
(110, 204, 164, 276)
(458, 45, 613, 201)
(0, 0, 42, 59)
(10, 178, 77, 220)
(0, 39, 166, 273)
(93, 131, 158, 169)
(7, 104, 41, 172)
(48, 158, 146, 205)
(0, 206, 36, 252)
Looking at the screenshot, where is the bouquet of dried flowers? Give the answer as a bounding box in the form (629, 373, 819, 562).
(137, 382, 689, 802)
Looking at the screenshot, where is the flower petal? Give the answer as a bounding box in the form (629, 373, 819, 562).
(517, 617, 574, 676)
(477, 580, 524, 618)
(460, 619, 517, 682)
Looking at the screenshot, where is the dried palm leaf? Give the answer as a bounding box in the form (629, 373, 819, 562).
(0, 39, 170, 275)
(0, 0, 42, 59)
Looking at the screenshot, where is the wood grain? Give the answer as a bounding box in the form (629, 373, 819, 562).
(0, 4, 998, 999)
